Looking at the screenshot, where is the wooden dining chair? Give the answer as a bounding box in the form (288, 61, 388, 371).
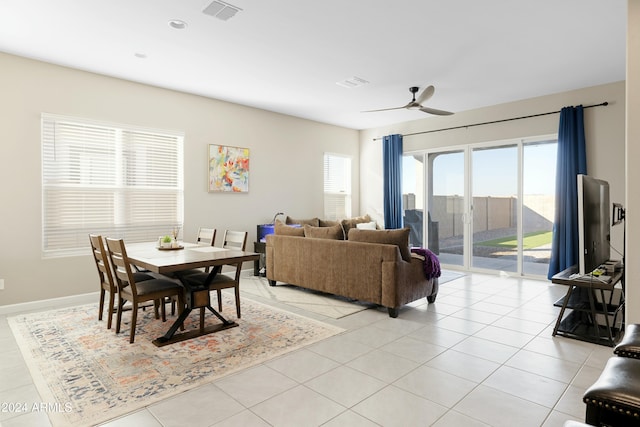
(194, 227, 217, 273)
(196, 227, 216, 246)
(105, 237, 185, 343)
(168, 227, 217, 314)
(169, 228, 216, 278)
(90, 234, 119, 330)
(90, 234, 157, 329)
(182, 230, 248, 318)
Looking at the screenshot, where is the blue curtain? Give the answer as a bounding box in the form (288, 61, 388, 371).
(547, 106, 587, 279)
(383, 134, 403, 229)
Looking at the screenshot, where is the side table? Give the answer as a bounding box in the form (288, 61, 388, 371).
(551, 265, 624, 347)
(253, 241, 266, 276)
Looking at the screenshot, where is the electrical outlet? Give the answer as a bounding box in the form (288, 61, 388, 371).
(0, 279, 4, 290)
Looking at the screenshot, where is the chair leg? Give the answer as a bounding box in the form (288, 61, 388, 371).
(153, 300, 160, 319)
(160, 299, 166, 322)
(217, 289, 223, 311)
(98, 288, 105, 321)
(178, 292, 185, 331)
(235, 287, 241, 318)
(129, 302, 138, 343)
(116, 297, 125, 334)
(107, 291, 115, 330)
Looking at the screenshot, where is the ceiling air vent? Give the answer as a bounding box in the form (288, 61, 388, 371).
(203, 0, 242, 21)
(336, 76, 370, 89)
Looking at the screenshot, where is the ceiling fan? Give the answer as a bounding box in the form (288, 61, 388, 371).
(363, 86, 454, 116)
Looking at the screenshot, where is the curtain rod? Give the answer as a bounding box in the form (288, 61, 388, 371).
(372, 101, 609, 141)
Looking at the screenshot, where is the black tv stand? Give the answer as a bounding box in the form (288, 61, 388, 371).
(551, 264, 625, 347)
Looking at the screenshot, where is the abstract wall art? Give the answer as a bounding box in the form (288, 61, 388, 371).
(208, 144, 249, 192)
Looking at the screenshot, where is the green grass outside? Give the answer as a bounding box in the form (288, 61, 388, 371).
(474, 230, 552, 250)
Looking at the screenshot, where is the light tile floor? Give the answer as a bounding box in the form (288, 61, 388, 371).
(0, 272, 617, 427)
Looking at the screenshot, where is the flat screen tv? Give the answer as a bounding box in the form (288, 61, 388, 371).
(577, 174, 611, 275)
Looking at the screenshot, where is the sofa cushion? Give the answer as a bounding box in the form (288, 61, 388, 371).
(341, 214, 373, 238)
(285, 216, 320, 227)
(348, 228, 412, 262)
(275, 220, 305, 237)
(356, 221, 377, 230)
(319, 219, 339, 227)
(304, 224, 344, 240)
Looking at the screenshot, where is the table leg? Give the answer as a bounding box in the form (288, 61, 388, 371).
(153, 273, 239, 346)
(587, 288, 601, 342)
(598, 288, 615, 344)
(206, 305, 234, 325)
(153, 307, 193, 345)
(553, 285, 574, 336)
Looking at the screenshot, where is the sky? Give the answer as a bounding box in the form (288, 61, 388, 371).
(403, 141, 557, 197)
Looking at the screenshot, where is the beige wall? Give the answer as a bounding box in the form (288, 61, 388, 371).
(626, 0, 639, 324)
(0, 52, 359, 307)
(0, 38, 634, 314)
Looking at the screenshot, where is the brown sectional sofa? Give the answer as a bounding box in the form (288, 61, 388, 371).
(265, 219, 439, 317)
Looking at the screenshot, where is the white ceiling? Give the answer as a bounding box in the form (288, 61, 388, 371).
(0, 0, 627, 130)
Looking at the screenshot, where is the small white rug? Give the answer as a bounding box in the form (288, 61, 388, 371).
(439, 269, 465, 283)
(240, 273, 374, 319)
(239, 270, 464, 319)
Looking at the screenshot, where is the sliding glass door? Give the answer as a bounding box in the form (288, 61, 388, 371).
(471, 145, 518, 272)
(402, 155, 425, 248)
(522, 141, 557, 275)
(427, 150, 466, 267)
(404, 137, 556, 277)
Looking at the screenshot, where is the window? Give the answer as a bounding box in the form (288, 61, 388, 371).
(42, 114, 184, 257)
(323, 153, 351, 220)
(410, 135, 557, 277)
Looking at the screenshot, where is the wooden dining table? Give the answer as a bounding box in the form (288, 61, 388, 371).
(125, 241, 259, 347)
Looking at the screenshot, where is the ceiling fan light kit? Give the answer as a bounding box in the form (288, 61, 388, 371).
(363, 85, 453, 116)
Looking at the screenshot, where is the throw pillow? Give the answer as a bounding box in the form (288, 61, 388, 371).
(341, 214, 373, 238)
(319, 219, 339, 227)
(347, 228, 412, 262)
(355, 221, 377, 230)
(285, 216, 320, 227)
(274, 220, 305, 237)
(303, 224, 344, 240)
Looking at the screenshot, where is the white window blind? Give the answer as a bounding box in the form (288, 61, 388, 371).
(323, 153, 352, 220)
(42, 114, 184, 257)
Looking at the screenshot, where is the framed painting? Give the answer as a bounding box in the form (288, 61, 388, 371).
(208, 144, 250, 192)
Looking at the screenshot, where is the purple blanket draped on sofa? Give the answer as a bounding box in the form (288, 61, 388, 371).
(410, 248, 441, 280)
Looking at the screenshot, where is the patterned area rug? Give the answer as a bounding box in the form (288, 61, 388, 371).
(8, 296, 343, 427)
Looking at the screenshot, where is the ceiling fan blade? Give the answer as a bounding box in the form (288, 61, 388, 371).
(416, 85, 435, 105)
(361, 105, 407, 113)
(419, 106, 454, 116)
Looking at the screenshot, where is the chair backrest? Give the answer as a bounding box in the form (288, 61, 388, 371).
(222, 231, 248, 281)
(89, 234, 115, 292)
(105, 238, 138, 297)
(196, 228, 216, 246)
(222, 230, 247, 251)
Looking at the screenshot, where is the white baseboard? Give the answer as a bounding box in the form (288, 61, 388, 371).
(0, 267, 256, 316)
(0, 292, 98, 316)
